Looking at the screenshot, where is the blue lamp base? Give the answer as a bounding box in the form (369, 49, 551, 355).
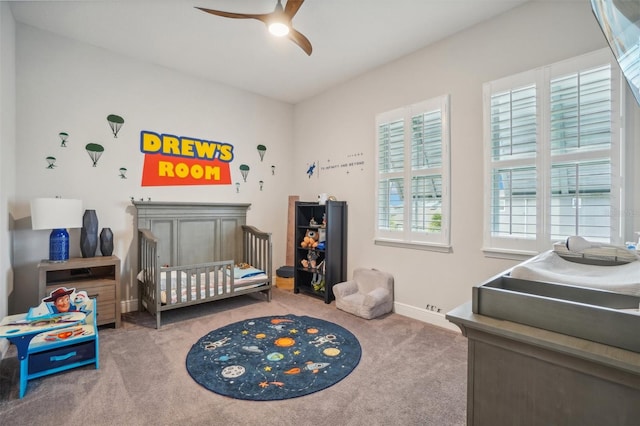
(49, 228, 70, 262)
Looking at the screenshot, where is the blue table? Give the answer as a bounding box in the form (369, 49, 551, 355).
(0, 304, 98, 398)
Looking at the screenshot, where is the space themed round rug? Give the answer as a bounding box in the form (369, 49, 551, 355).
(185, 314, 362, 400)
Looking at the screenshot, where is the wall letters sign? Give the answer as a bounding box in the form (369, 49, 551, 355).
(140, 130, 233, 186)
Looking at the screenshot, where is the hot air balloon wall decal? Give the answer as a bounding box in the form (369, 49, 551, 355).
(119, 167, 127, 179)
(86, 143, 105, 167)
(257, 144, 267, 161)
(239, 164, 250, 182)
(107, 114, 124, 138)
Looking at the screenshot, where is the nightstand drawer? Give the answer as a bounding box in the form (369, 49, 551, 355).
(28, 340, 96, 375)
(96, 301, 115, 324)
(77, 279, 115, 302)
(75, 279, 116, 326)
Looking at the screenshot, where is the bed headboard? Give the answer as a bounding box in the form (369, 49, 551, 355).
(133, 201, 251, 266)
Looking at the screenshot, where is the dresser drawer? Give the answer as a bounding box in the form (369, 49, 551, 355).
(28, 340, 96, 375)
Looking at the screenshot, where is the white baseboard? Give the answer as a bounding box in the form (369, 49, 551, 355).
(393, 301, 461, 333)
(121, 299, 138, 314)
(118, 297, 460, 333)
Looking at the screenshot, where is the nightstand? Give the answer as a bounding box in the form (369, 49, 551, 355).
(38, 256, 121, 328)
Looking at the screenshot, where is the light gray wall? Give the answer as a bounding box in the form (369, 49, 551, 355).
(11, 24, 294, 313)
(0, 2, 16, 321)
(291, 1, 640, 328)
(3, 1, 639, 329)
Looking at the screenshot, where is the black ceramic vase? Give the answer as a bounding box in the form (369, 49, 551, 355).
(80, 209, 98, 258)
(100, 227, 114, 256)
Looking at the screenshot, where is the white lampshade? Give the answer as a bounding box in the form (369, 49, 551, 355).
(31, 198, 83, 230)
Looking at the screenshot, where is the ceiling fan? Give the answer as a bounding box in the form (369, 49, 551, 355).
(196, 0, 312, 56)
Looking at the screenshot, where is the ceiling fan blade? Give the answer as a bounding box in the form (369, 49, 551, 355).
(288, 28, 312, 56)
(284, 0, 305, 19)
(196, 2, 312, 56)
(195, 7, 270, 25)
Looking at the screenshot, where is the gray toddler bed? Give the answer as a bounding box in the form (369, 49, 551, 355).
(133, 201, 272, 329)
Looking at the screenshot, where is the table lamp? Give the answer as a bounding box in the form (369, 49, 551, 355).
(31, 198, 83, 262)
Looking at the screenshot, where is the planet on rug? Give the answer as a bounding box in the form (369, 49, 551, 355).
(186, 314, 362, 401)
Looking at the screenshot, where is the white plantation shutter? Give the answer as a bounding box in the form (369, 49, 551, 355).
(411, 175, 442, 232)
(548, 65, 615, 242)
(378, 118, 405, 174)
(487, 82, 538, 245)
(550, 161, 612, 240)
(411, 108, 444, 233)
(549, 66, 612, 154)
(376, 96, 450, 249)
(483, 49, 624, 255)
(412, 110, 443, 169)
(377, 113, 405, 232)
(490, 166, 537, 239)
(490, 85, 537, 160)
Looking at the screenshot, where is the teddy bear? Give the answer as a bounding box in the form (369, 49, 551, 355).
(300, 229, 319, 249)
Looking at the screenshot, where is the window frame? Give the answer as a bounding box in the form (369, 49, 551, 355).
(375, 95, 451, 252)
(482, 49, 625, 258)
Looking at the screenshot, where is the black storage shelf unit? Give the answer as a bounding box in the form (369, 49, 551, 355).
(294, 200, 347, 303)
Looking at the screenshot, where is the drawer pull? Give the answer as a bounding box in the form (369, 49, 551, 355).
(50, 351, 77, 362)
(88, 294, 99, 299)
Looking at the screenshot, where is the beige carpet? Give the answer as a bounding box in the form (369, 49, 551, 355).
(0, 288, 467, 425)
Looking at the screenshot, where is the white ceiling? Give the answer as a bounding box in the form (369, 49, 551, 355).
(9, 0, 534, 104)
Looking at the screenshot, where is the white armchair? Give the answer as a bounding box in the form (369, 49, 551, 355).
(332, 267, 394, 319)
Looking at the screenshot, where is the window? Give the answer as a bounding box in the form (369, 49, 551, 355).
(375, 95, 450, 250)
(483, 49, 624, 256)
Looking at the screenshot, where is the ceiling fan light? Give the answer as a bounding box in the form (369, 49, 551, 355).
(268, 22, 290, 37)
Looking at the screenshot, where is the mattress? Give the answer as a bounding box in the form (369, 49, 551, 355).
(137, 268, 268, 305)
(510, 250, 640, 297)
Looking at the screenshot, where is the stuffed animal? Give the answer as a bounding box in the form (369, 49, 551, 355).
(301, 250, 319, 269)
(300, 229, 319, 249)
